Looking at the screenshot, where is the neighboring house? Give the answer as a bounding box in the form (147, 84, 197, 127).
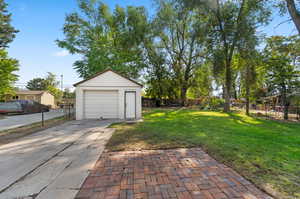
(74, 69, 142, 120)
(6, 91, 55, 108)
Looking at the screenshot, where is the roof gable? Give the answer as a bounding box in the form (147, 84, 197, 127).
(73, 69, 143, 87)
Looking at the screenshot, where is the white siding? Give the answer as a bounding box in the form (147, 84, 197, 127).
(79, 71, 138, 87)
(75, 70, 142, 120)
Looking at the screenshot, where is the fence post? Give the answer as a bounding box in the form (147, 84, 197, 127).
(68, 104, 71, 119)
(42, 110, 44, 127)
(64, 104, 67, 120)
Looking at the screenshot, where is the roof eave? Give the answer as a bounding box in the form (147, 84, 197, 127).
(73, 69, 143, 88)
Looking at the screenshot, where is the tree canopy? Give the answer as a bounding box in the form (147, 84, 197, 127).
(0, 50, 19, 101)
(26, 73, 62, 100)
(0, 0, 19, 101)
(26, 78, 48, 90)
(182, 0, 271, 111)
(264, 36, 300, 119)
(143, 0, 207, 105)
(56, 0, 300, 120)
(57, 0, 148, 79)
(0, 0, 18, 49)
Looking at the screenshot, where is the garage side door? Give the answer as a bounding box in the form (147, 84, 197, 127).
(84, 90, 118, 119)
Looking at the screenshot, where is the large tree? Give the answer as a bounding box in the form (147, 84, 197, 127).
(0, 0, 18, 48)
(0, 50, 19, 101)
(281, 0, 300, 34)
(273, 0, 300, 34)
(150, 1, 206, 105)
(57, 0, 148, 79)
(26, 78, 47, 90)
(26, 72, 59, 91)
(143, 41, 176, 104)
(234, 51, 260, 115)
(180, 0, 271, 112)
(26, 73, 62, 99)
(234, 25, 261, 115)
(264, 36, 300, 120)
(0, 0, 18, 100)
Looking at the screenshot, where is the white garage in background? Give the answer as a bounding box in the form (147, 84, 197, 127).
(74, 69, 142, 120)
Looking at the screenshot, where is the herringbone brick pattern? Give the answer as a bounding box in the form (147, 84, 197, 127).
(76, 148, 272, 199)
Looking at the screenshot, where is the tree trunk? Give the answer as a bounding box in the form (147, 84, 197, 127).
(232, 81, 238, 100)
(245, 84, 250, 116)
(284, 103, 289, 120)
(286, 0, 300, 35)
(281, 87, 289, 120)
(181, 86, 187, 106)
(223, 63, 231, 112)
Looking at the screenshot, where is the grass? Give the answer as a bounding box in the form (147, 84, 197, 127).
(0, 116, 71, 145)
(107, 108, 300, 199)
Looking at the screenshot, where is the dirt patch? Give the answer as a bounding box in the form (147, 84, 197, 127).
(0, 116, 72, 146)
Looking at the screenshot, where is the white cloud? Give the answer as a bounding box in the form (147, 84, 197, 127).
(19, 4, 26, 12)
(53, 50, 69, 57)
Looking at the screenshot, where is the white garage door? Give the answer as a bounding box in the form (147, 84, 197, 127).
(84, 90, 118, 119)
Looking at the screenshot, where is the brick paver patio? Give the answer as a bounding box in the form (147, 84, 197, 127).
(76, 148, 272, 199)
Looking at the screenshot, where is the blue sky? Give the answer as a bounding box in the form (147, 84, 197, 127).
(6, 0, 297, 90)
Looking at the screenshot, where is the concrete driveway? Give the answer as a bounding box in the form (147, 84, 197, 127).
(0, 110, 65, 131)
(0, 119, 115, 199)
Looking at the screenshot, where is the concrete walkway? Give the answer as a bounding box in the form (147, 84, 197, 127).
(0, 119, 115, 199)
(77, 148, 272, 199)
(0, 110, 65, 131)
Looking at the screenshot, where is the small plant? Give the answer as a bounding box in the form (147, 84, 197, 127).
(200, 97, 224, 110)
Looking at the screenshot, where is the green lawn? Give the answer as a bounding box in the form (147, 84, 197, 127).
(107, 108, 300, 198)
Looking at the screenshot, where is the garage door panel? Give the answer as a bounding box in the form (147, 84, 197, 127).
(84, 90, 118, 119)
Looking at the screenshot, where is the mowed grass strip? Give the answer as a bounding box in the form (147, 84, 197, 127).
(107, 108, 300, 198)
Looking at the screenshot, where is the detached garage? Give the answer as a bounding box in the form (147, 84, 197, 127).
(74, 69, 142, 120)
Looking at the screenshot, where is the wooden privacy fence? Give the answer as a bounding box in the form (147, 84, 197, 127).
(142, 97, 205, 107)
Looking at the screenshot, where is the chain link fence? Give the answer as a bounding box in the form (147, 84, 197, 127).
(40, 104, 75, 127)
(232, 103, 300, 121)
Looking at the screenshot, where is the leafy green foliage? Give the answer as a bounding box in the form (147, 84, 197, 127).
(264, 36, 300, 96)
(180, 0, 271, 111)
(57, 0, 148, 79)
(44, 72, 59, 88)
(264, 36, 300, 119)
(0, 0, 18, 48)
(277, 0, 300, 34)
(56, 0, 300, 111)
(47, 85, 63, 100)
(26, 73, 62, 100)
(63, 88, 75, 99)
(26, 72, 59, 91)
(0, 50, 19, 101)
(26, 78, 47, 90)
(187, 64, 214, 98)
(0, 0, 19, 100)
(143, 0, 206, 104)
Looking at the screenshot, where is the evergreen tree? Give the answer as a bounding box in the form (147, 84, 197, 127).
(0, 0, 18, 48)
